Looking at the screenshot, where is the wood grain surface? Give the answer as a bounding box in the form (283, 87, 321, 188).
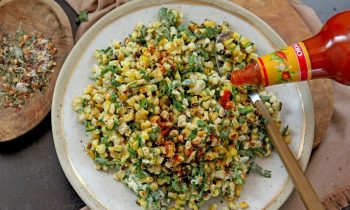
(232, 0, 334, 148)
(0, 0, 74, 141)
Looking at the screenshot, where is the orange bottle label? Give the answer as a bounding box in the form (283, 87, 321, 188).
(257, 42, 312, 86)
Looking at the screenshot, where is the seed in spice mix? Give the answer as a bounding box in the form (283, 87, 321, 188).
(0, 30, 57, 109)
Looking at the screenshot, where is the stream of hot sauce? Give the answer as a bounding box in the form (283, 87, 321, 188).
(218, 90, 234, 109)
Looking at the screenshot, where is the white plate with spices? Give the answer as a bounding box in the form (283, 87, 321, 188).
(52, 0, 314, 209)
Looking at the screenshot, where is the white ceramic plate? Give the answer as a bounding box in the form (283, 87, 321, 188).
(52, 0, 314, 209)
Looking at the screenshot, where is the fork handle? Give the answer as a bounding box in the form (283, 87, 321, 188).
(254, 100, 324, 210)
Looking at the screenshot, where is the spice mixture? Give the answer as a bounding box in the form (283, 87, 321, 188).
(0, 30, 57, 109)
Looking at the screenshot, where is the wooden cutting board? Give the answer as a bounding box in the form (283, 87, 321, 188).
(0, 0, 74, 141)
(232, 0, 334, 148)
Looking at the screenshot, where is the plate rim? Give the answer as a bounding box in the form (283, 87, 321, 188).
(51, 0, 314, 209)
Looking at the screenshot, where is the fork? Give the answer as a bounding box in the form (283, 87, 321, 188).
(248, 92, 324, 210)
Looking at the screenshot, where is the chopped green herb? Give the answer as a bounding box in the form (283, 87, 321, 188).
(189, 130, 198, 140)
(76, 10, 88, 24)
(197, 120, 207, 127)
(159, 7, 178, 27)
(173, 100, 185, 111)
(234, 176, 245, 185)
(197, 26, 221, 39)
(231, 87, 238, 103)
(94, 157, 107, 165)
(115, 101, 122, 108)
(113, 120, 120, 128)
(101, 64, 119, 75)
(130, 122, 141, 131)
(282, 125, 289, 136)
(238, 106, 254, 114)
(220, 130, 229, 141)
(94, 157, 114, 166)
(127, 147, 137, 158)
(136, 169, 149, 179)
(79, 99, 86, 113)
(136, 135, 142, 147)
(111, 79, 120, 87)
(260, 95, 271, 102)
(140, 98, 149, 109)
(149, 127, 160, 141)
(140, 69, 150, 81)
(250, 162, 271, 178)
(238, 116, 246, 124)
(188, 54, 201, 72)
(101, 136, 109, 144)
(111, 93, 117, 102)
(84, 121, 95, 132)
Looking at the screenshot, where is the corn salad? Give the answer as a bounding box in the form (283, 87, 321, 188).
(73, 8, 288, 210)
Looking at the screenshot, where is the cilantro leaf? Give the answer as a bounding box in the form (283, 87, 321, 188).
(282, 125, 289, 136)
(250, 162, 271, 178)
(159, 7, 178, 27)
(238, 106, 254, 114)
(140, 98, 149, 109)
(76, 10, 88, 24)
(197, 26, 221, 39)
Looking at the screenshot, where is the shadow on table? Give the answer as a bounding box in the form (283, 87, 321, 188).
(0, 113, 51, 154)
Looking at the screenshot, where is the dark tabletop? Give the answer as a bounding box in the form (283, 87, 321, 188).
(1, 1, 350, 210)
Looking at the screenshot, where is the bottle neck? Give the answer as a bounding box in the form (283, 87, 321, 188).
(230, 61, 263, 87)
(303, 35, 331, 79)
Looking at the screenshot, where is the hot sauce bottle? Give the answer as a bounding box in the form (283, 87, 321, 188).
(230, 10, 350, 87)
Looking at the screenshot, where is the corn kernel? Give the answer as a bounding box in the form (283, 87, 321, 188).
(228, 201, 237, 210)
(223, 38, 233, 47)
(159, 38, 168, 46)
(132, 140, 139, 150)
(239, 201, 249, 209)
(227, 43, 237, 50)
(175, 199, 186, 205)
(240, 37, 251, 47)
(235, 185, 242, 197)
(229, 146, 238, 157)
(100, 152, 108, 158)
(84, 84, 95, 94)
(208, 203, 217, 210)
(232, 32, 241, 40)
(113, 41, 121, 49)
(233, 45, 241, 56)
(168, 192, 178, 199)
(203, 20, 216, 27)
(91, 139, 99, 149)
(140, 176, 153, 183)
(96, 144, 106, 154)
(102, 54, 108, 64)
(139, 199, 147, 208)
(87, 150, 95, 159)
(178, 193, 187, 200)
(150, 182, 158, 191)
(285, 135, 292, 144)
